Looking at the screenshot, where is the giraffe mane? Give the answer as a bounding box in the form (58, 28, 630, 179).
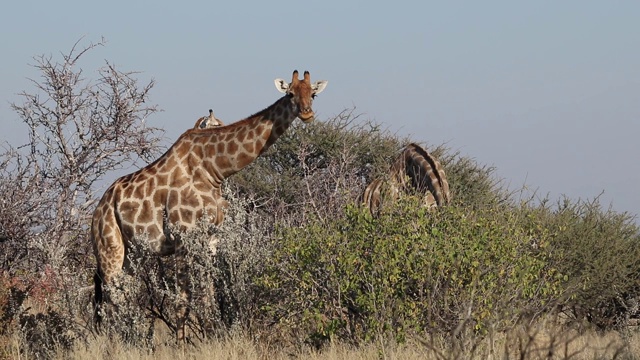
(184, 95, 292, 136)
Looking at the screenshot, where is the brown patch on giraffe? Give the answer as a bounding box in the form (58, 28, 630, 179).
(174, 141, 191, 158)
(155, 157, 167, 169)
(103, 223, 113, 236)
(138, 200, 154, 223)
(156, 173, 169, 186)
(225, 132, 236, 142)
(191, 134, 205, 145)
(122, 185, 134, 199)
(194, 169, 209, 184)
(135, 172, 148, 182)
(119, 200, 139, 214)
(94, 199, 113, 217)
(192, 144, 204, 159)
(216, 142, 225, 154)
(153, 188, 166, 205)
(164, 154, 178, 170)
(168, 190, 180, 209)
(144, 177, 156, 197)
(205, 145, 216, 158)
(170, 168, 188, 188)
(237, 130, 246, 142)
(193, 181, 211, 193)
(119, 174, 134, 183)
(145, 165, 158, 176)
(182, 209, 194, 224)
(255, 139, 265, 151)
(242, 142, 255, 153)
(226, 141, 239, 155)
(215, 156, 231, 169)
(180, 188, 200, 208)
(168, 209, 181, 224)
(258, 129, 271, 144)
(237, 152, 253, 168)
(133, 184, 145, 200)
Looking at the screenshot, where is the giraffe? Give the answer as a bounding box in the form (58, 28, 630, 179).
(194, 109, 224, 129)
(91, 70, 328, 342)
(192, 109, 227, 238)
(362, 143, 450, 217)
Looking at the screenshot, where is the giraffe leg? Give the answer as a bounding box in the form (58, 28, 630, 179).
(175, 245, 191, 343)
(208, 200, 227, 255)
(93, 271, 104, 329)
(93, 239, 126, 333)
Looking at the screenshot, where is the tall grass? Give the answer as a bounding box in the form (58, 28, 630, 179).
(4, 321, 639, 360)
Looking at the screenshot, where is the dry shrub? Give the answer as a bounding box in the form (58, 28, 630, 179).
(94, 184, 272, 348)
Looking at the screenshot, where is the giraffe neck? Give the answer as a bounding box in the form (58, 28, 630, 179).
(253, 95, 297, 153)
(181, 95, 297, 184)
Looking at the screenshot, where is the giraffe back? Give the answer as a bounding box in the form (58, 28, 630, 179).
(395, 143, 450, 207)
(362, 143, 450, 216)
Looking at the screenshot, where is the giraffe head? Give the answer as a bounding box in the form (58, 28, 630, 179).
(194, 109, 224, 129)
(274, 70, 327, 122)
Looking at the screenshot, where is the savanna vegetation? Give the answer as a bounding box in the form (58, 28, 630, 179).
(1, 41, 640, 359)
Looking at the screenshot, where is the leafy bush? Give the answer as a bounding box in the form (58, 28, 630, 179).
(258, 195, 565, 346)
(534, 197, 640, 328)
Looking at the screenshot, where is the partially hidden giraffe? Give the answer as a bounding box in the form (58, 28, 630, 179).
(192, 108, 227, 244)
(362, 143, 450, 216)
(194, 109, 224, 129)
(91, 70, 327, 342)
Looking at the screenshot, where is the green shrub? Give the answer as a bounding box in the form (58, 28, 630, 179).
(538, 197, 640, 328)
(258, 195, 565, 346)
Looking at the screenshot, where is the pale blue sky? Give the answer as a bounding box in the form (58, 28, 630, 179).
(1, 1, 639, 218)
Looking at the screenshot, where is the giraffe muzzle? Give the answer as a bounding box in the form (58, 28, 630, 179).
(299, 109, 315, 122)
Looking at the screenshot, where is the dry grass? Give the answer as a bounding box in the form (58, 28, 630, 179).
(488, 323, 640, 360)
(4, 321, 639, 360)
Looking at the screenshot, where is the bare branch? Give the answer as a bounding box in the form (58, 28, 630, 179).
(1, 38, 164, 276)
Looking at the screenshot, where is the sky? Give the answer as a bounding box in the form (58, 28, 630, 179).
(1, 1, 639, 219)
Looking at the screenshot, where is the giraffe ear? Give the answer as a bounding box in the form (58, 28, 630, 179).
(274, 78, 289, 93)
(311, 80, 328, 95)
